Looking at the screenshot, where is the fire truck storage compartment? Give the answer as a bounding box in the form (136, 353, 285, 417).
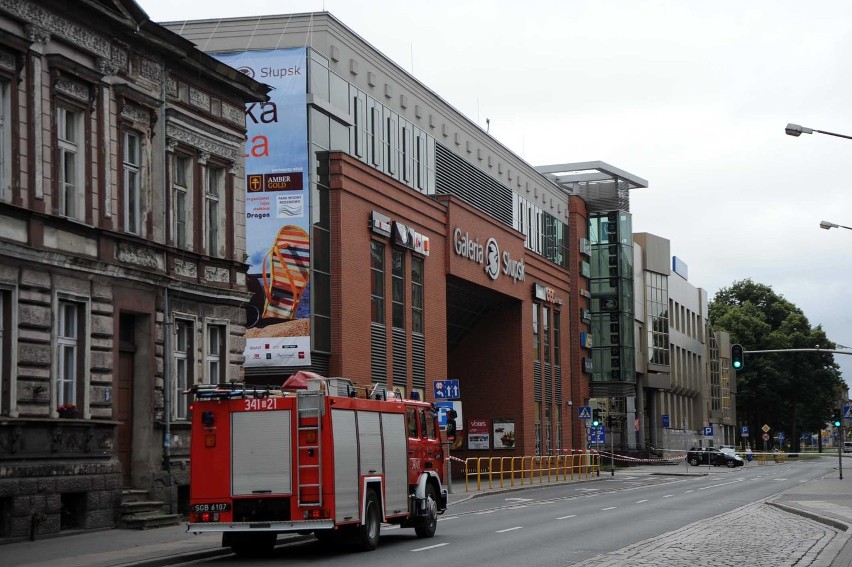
(232, 410, 292, 496)
(331, 409, 409, 523)
(380, 412, 408, 515)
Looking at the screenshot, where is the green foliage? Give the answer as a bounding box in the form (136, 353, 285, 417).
(709, 279, 844, 450)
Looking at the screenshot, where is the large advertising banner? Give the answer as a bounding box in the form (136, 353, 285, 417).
(215, 48, 311, 367)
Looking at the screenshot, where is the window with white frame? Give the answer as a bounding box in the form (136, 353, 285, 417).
(57, 301, 80, 407)
(206, 165, 224, 256)
(123, 131, 141, 235)
(0, 78, 10, 202)
(173, 154, 191, 250)
(57, 106, 84, 220)
(205, 323, 226, 384)
(174, 319, 193, 420)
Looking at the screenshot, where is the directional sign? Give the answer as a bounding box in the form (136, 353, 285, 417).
(434, 379, 460, 400)
(578, 406, 592, 420)
(703, 426, 714, 437)
(844, 405, 852, 419)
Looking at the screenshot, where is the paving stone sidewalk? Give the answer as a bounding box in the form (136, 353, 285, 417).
(567, 500, 845, 567)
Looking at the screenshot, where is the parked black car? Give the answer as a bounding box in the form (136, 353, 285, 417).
(687, 447, 744, 468)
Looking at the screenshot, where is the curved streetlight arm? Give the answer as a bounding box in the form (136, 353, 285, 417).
(786, 123, 852, 140)
(820, 220, 852, 231)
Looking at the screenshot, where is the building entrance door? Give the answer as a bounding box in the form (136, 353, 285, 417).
(117, 347, 135, 485)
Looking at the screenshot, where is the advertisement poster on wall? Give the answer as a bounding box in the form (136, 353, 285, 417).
(467, 418, 490, 450)
(215, 48, 312, 368)
(494, 418, 516, 449)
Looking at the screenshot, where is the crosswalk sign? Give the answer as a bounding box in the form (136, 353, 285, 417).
(578, 406, 592, 419)
(844, 406, 852, 419)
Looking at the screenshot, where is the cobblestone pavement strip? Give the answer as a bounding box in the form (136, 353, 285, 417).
(566, 501, 842, 567)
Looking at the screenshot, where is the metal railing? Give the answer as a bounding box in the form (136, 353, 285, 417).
(462, 451, 601, 492)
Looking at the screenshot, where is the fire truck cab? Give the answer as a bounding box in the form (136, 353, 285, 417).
(187, 375, 448, 555)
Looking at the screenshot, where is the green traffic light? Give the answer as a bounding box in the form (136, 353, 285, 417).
(834, 421, 841, 428)
(732, 360, 742, 369)
(592, 420, 600, 427)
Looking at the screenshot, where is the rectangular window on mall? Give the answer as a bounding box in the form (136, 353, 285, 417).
(371, 241, 385, 324)
(411, 256, 423, 334)
(392, 249, 405, 329)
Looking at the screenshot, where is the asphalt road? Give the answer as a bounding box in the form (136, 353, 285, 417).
(183, 458, 837, 566)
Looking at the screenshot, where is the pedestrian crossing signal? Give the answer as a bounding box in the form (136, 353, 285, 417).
(731, 344, 744, 370)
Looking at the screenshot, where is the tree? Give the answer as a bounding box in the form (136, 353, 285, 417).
(709, 279, 844, 452)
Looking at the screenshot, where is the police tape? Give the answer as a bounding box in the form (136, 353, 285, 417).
(595, 451, 686, 464)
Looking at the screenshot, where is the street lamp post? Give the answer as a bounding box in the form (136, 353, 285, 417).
(786, 123, 852, 141)
(820, 220, 852, 231)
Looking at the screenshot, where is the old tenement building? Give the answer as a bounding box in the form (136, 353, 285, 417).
(0, 0, 267, 538)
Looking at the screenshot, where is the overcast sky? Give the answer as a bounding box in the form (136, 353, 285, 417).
(140, 0, 852, 385)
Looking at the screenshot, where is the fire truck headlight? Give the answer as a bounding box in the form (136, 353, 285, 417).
(202, 411, 215, 427)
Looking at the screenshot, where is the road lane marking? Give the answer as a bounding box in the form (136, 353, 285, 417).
(601, 506, 617, 511)
(496, 526, 523, 533)
(635, 499, 648, 503)
(475, 510, 496, 515)
(438, 516, 458, 521)
(412, 543, 450, 552)
(505, 497, 533, 502)
(663, 494, 673, 498)
(556, 514, 576, 520)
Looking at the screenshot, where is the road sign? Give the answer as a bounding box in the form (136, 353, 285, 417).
(588, 425, 605, 445)
(703, 426, 713, 437)
(433, 379, 460, 400)
(578, 406, 592, 419)
(844, 405, 852, 419)
(741, 426, 749, 437)
(762, 424, 771, 433)
(662, 415, 670, 428)
(777, 432, 786, 442)
(436, 401, 463, 429)
(762, 433, 770, 442)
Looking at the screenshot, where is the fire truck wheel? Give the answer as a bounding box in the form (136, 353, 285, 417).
(414, 483, 438, 538)
(358, 489, 381, 551)
(228, 532, 276, 557)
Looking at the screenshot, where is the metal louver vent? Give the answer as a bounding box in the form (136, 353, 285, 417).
(435, 144, 513, 227)
(412, 334, 425, 390)
(371, 323, 387, 386)
(392, 327, 407, 386)
(534, 360, 542, 401)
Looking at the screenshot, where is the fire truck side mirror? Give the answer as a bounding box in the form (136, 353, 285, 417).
(446, 418, 456, 442)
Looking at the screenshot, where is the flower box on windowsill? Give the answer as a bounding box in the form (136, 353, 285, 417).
(58, 405, 78, 419)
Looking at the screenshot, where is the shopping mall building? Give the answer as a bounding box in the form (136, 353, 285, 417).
(165, 12, 651, 458)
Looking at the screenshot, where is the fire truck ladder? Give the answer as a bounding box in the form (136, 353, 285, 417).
(296, 390, 324, 507)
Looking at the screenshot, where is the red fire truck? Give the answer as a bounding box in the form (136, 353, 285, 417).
(186, 373, 448, 555)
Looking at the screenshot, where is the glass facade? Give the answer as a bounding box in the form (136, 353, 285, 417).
(588, 211, 635, 383)
(645, 271, 669, 366)
(513, 193, 569, 268)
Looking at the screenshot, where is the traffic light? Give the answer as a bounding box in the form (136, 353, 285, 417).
(592, 408, 601, 428)
(446, 409, 457, 441)
(731, 344, 744, 370)
(833, 409, 841, 428)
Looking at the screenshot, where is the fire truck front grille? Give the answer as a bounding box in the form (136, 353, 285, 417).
(232, 498, 291, 522)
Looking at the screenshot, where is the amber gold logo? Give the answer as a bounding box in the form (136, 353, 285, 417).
(247, 175, 263, 192)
